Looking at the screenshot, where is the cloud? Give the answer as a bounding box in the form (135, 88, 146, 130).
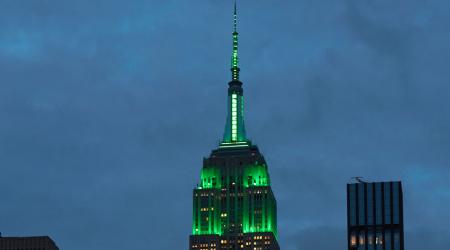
(0, 0, 450, 249)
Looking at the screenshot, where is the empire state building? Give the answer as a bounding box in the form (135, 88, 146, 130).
(189, 3, 280, 250)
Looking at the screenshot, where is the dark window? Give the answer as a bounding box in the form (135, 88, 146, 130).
(358, 183, 365, 225)
(349, 185, 357, 226)
(394, 229, 401, 250)
(392, 182, 400, 224)
(367, 183, 374, 225)
(384, 183, 391, 224)
(385, 229, 392, 250)
(375, 183, 382, 225)
(368, 229, 375, 250)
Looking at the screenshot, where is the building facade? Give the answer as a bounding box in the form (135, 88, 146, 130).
(189, 3, 280, 250)
(347, 181, 404, 250)
(0, 236, 59, 250)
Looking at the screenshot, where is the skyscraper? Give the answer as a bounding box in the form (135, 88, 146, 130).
(347, 181, 404, 250)
(189, 3, 280, 250)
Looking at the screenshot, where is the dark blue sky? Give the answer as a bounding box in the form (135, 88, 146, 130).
(1, 0, 450, 249)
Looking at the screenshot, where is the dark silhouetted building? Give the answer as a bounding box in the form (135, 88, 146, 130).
(347, 181, 404, 250)
(189, 2, 280, 250)
(0, 236, 59, 250)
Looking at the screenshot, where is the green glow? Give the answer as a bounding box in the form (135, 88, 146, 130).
(219, 141, 248, 145)
(192, 164, 277, 238)
(231, 94, 238, 141)
(232, 33, 239, 69)
(243, 164, 270, 187)
(200, 167, 222, 189)
(242, 164, 277, 238)
(192, 167, 222, 236)
(219, 141, 249, 148)
(222, 93, 246, 144)
(192, 189, 222, 236)
(242, 189, 278, 238)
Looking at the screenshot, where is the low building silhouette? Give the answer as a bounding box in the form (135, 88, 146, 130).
(0, 235, 59, 250)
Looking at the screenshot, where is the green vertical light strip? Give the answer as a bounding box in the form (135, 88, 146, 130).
(231, 32, 238, 71)
(232, 30, 238, 69)
(231, 94, 238, 141)
(237, 95, 245, 141)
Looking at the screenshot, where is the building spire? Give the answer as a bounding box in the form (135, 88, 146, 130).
(233, 0, 237, 33)
(231, 0, 240, 81)
(222, 0, 247, 145)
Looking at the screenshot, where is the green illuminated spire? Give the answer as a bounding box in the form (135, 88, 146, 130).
(231, 0, 240, 80)
(222, 1, 247, 145)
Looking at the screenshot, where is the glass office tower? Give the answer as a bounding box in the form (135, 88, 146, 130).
(347, 181, 404, 250)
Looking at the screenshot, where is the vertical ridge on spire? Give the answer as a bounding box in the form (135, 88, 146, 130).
(231, 0, 240, 81)
(233, 0, 237, 33)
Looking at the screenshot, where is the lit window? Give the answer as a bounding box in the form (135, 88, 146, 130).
(351, 232, 357, 246)
(359, 232, 365, 245)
